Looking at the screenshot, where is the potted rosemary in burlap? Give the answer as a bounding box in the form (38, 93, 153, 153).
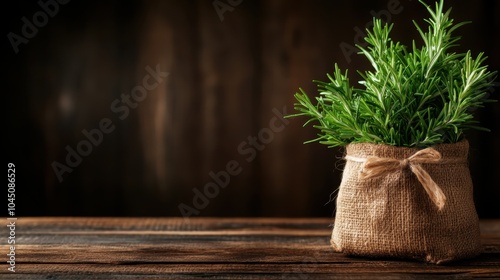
(289, 0, 496, 264)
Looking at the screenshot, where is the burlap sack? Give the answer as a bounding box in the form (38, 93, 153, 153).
(331, 140, 481, 264)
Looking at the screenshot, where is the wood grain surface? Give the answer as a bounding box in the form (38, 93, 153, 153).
(6, 0, 500, 218)
(1, 218, 499, 279)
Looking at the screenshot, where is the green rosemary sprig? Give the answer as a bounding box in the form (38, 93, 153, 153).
(288, 0, 497, 147)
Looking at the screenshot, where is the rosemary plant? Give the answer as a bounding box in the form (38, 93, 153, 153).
(289, 0, 496, 147)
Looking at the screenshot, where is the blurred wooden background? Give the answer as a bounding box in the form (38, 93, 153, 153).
(4, 0, 499, 218)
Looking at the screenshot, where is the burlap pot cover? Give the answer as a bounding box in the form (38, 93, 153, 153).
(331, 140, 481, 264)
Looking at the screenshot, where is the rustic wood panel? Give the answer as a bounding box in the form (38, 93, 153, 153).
(4, 0, 499, 217)
(195, 0, 259, 216)
(258, 0, 340, 216)
(1, 218, 499, 278)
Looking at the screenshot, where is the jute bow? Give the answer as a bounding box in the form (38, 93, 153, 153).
(346, 148, 446, 210)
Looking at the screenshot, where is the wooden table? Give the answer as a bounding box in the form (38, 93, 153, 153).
(2, 218, 499, 279)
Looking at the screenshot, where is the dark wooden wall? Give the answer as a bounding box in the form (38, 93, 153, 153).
(5, 0, 499, 218)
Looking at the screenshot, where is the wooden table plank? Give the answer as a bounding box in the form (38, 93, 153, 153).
(1, 218, 499, 279)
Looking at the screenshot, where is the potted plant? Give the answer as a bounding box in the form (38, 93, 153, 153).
(288, 0, 496, 264)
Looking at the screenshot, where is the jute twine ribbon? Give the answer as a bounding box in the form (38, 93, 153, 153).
(345, 148, 448, 210)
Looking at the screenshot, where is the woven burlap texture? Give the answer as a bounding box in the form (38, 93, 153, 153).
(330, 140, 481, 264)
